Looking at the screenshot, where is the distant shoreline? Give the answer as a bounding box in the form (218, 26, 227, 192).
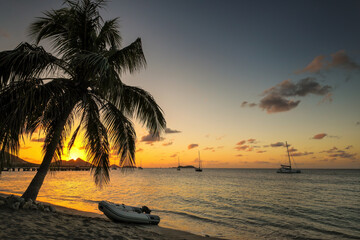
(0, 192, 221, 240)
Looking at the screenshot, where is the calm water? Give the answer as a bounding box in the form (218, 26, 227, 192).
(0, 169, 359, 239)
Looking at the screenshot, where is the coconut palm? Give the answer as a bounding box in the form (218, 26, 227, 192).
(0, 0, 166, 201)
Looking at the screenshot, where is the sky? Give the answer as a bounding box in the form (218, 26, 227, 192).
(0, 0, 359, 168)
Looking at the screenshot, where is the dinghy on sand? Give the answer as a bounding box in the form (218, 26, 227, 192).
(98, 201, 160, 225)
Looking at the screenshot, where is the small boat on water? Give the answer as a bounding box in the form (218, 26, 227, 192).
(277, 141, 301, 174)
(177, 156, 181, 171)
(98, 201, 160, 225)
(195, 151, 203, 172)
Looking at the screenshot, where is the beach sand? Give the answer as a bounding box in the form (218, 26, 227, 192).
(0, 194, 221, 240)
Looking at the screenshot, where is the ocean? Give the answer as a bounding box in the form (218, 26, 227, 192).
(0, 168, 359, 239)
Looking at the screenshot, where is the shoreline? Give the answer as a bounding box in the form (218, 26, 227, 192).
(0, 193, 222, 240)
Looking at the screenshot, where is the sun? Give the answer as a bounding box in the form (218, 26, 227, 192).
(68, 148, 86, 161)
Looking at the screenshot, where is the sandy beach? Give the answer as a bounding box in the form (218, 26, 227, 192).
(0, 194, 221, 240)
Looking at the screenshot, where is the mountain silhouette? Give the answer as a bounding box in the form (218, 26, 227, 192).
(0, 152, 39, 167)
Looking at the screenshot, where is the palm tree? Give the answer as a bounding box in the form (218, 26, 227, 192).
(0, 0, 166, 201)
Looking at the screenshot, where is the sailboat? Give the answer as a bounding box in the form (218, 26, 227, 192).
(277, 141, 301, 174)
(138, 159, 143, 170)
(195, 151, 202, 172)
(177, 156, 181, 171)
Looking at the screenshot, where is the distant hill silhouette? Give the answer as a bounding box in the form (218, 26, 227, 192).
(0, 152, 39, 167)
(171, 165, 195, 169)
(110, 164, 120, 168)
(51, 158, 92, 167)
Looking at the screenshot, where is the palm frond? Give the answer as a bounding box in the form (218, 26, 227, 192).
(109, 38, 146, 75)
(102, 101, 136, 167)
(117, 85, 166, 137)
(96, 18, 122, 50)
(82, 94, 110, 186)
(0, 43, 65, 87)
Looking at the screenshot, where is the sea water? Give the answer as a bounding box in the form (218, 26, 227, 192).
(0, 169, 359, 240)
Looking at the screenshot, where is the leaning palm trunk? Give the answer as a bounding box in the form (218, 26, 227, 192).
(22, 108, 73, 201)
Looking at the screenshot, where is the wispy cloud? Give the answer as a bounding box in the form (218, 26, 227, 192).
(270, 142, 285, 147)
(162, 141, 173, 146)
(136, 148, 143, 152)
(188, 144, 199, 150)
(256, 150, 266, 153)
(170, 154, 177, 157)
(321, 146, 357, 160)
(241, 101, 257, 108)
(140, 133, 164, 144)
(312, 133, 327, 140)
(165, 128, 181, 134)
(296, 50, 360, 74)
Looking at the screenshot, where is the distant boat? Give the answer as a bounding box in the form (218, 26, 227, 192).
(277, 141, 301, 174)
(177, 156, 181, 171)
(138, 160, 143, 170)
(195, 151, 203, 172)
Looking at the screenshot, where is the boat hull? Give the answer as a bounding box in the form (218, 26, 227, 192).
(98, 201, 160, 225)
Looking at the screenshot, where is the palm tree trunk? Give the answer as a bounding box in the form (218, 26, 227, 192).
(21, 110, 72, 201)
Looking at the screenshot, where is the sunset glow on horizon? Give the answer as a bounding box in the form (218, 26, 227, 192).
(1, 0, 359, 169)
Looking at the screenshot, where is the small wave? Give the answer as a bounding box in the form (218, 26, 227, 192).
(157, 209, 232, 227)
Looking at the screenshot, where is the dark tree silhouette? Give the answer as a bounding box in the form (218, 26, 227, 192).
(0, 0, 166, 201)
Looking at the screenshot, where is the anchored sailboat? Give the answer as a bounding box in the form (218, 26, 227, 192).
(195, 151, 202, 172)
(277, 141, 301, 174)
(177, 156, 181, 171)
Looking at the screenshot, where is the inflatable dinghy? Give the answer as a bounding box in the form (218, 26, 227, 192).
(98, 201, 160, 225)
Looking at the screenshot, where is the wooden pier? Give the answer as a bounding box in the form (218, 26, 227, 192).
(1, 167, 90, 172)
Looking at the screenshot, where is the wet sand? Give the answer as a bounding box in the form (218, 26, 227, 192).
(0, 193, 221, 240)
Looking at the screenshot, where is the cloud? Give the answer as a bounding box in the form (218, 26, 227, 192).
(188, 144, 199, 150)
(165, 128, 181, 134)
(162, 141, 173, 146)
(328, 50, 360, 70)
(291, 151, 314, 156)
(235, 145, 248, 151)
(140, 133, 164, 144)
(259, 78, 332, 113)
(259, 95, 300, 113)
(136, 148, 143, 152)
(236, 154, 243, 157)
(312, 133, 327, 140)
(217, 146, 224, 149)
(356, 122, 360, 126)
(236, 140, 246, 145)
(270, 142, 285, 147)
(321, 146, 357, 160)
(241, 101, 257, 108)
(170, 154, 177, 157)
(256, 150, 266, 153)
(329, 151, 357, 159)
(247, 138, 256, 143)
(345, 145, 353, 150)
(296, 55, 326, 74)
(31, 137, 46, 142)
(203, 147, 214, 151)
(296, 50, 360, 74)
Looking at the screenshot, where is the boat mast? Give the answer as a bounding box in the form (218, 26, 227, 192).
(286, 141, 291, 167)
(198, 151, 201, 169)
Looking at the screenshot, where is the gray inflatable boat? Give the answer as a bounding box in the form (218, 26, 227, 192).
(98, 201, 160, 225)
